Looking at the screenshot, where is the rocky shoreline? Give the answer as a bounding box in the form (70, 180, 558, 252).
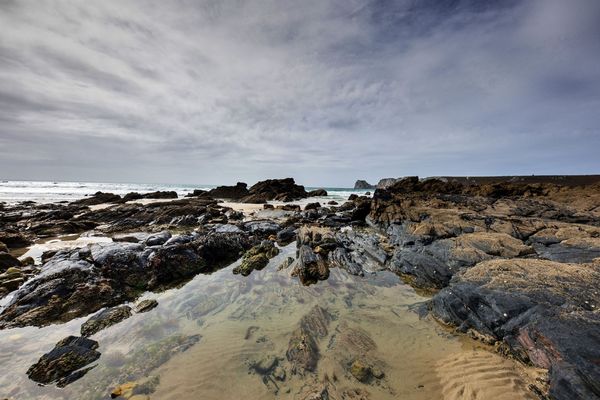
(1, 176, 599, 399)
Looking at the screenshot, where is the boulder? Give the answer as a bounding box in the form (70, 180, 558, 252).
(185, 189, 207, 197)
(307, 189, 328, 197)
(304, 202, 321, 211)
(241, 178, 308, 203)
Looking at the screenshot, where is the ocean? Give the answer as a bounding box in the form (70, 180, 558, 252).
(0, 180, 370, 204)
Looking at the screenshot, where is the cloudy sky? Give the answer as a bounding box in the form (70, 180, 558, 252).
(0, 0, 599, 186)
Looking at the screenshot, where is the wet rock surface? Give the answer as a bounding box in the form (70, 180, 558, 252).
(26, 335, 100, 387)
(0, 232, 252, 328)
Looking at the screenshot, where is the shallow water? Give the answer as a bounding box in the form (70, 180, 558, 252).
(0, 243, 537, 400)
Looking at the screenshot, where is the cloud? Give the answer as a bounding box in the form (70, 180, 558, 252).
(0, 0, 598, 186)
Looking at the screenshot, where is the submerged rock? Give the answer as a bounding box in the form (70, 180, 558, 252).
(27, 336, 100, 387)
(286, 306, 331, 373)
(81, 306, 133, 337)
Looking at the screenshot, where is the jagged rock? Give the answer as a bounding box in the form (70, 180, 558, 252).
(293, 245, 329, 285)
(276, 226, 296, 244)
(81, 306, 132, 337)
(241, 178, 308, 203)
(27, 336, 100, 387)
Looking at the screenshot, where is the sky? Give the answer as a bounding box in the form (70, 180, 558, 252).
(0, 0, 599, 187)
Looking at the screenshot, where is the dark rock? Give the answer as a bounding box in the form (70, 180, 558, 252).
(141, 190, 178, 199)
(135, 299, 158, 313)
(307, 189, 328, 197)
(185, 189, 207, 197)
(354, 180, 375, 189)
(27, 336, 100, 387)
(327, 201, 338, 205)
(292, 245, 329, 285)
(263, 204, 275, 209)
(350, 359, 372, 382)
(73, 191, 122, 206)
(81, 306, 132, 337)
(241, 178, 308, 203)
(0, 231, 32, 248)
(0, 252, 21, 271)
(276, 226, 296, 244)
(304, 202, 321, 211)
(0, 242, 8, 252)
(207, 182, 249, 200)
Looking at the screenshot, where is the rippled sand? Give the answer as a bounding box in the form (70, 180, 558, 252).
(0, 243, 541, 399)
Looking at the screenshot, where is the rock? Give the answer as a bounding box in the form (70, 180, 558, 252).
(241, 178, 308, 203)
(431, 258, 600, 400)
(304, 202, 321, 211)
(73, 191, 122, 206)
(0, 232, 31, 248)
(307, 189, 328, 197)
(110, 376, 160, 399)
(276, 226, 296, 244)
(0, 252, 21, 271)
(286, 306, 331, 373)
(263, 204, 275, 209)
(243, 220, 281, 236)
(376, 177, 401, 189)
(144, 231, 172, 246)
(135, 299, 158, 313)
(0, 242, 7, 252)
(26, 336, 100, 387)
(81, 306, 132, 337)
(141, 190, 178, 199)
(292, 245, 329, 285)
(327, 200, 338, 205)
(20, 256, 35, 266)
(0, 232, 251, 329)
(354, 180, 375, 189)
(350, 359, 372, 382)
(214, 224, 243, 234)
(233, 241, 279, 276)
(206, 182, 249, 199)
(185, 189, 207, 198)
